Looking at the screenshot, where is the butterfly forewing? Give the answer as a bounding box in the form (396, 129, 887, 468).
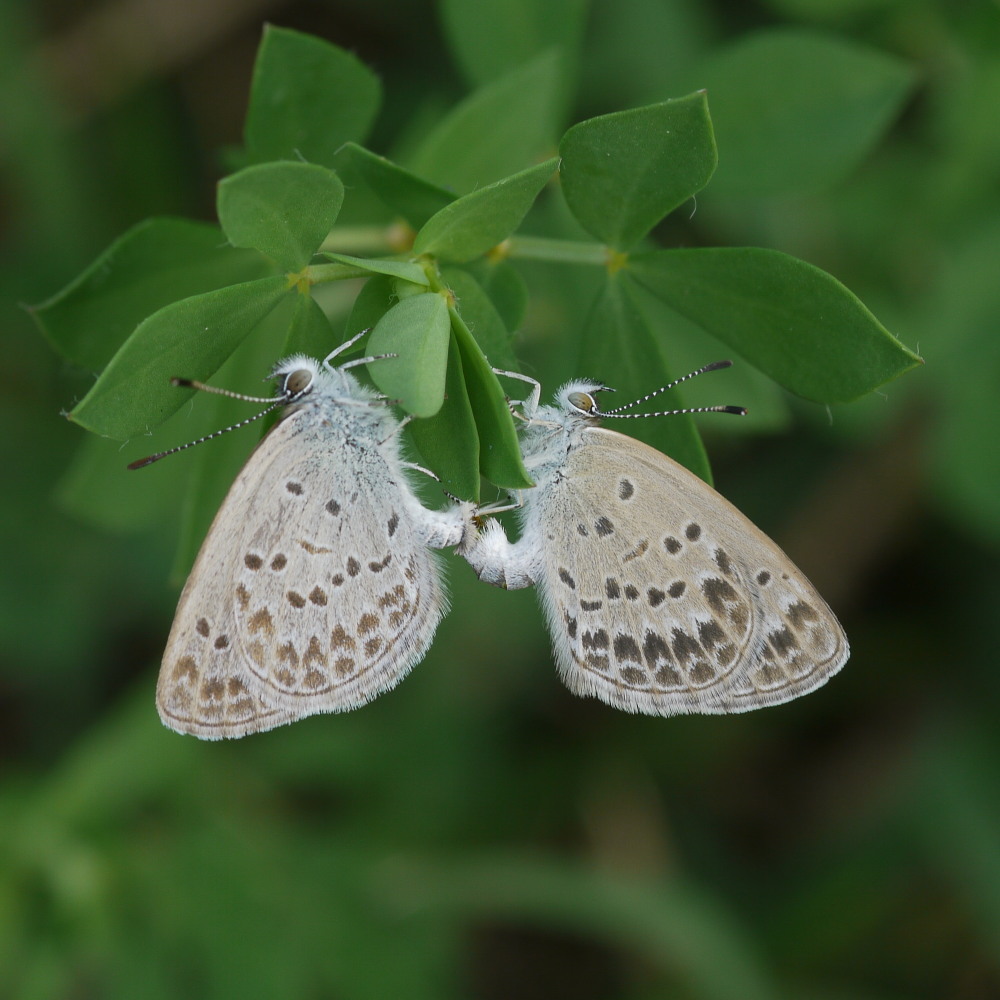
(157, 403, 445, 739)
(536, 427, 849, 715)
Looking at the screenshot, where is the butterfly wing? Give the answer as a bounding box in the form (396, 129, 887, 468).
(533, 427, 849, 714)
(157, 410, 446, 738)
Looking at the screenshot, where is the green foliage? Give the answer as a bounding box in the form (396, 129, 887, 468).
(217, 162, 345, 271)
(559, 94, 717, 249)
(368, 292, 451, 417)
(16, 2, 1000, 997)
(244, 26, 381, 166)
(691, 28, 916, 197)
(630, 247, 921, 402)
(34, 24, 916, 511)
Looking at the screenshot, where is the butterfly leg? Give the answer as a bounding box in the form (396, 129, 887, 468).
(414, 500, 477, 549)
(492, 368, 542, 420)
(401, 461, 440, 480)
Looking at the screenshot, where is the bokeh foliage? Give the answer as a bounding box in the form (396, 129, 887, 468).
(3, 1, 999, 998)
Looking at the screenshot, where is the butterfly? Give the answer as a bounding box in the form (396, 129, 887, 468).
(134, 331, 473, 738)
(460, 365, 849, 714)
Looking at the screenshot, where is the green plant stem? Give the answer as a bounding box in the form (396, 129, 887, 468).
(504, 234, 610, 265)
(307, 262, 374, 284)
(320, 227, 402, 254)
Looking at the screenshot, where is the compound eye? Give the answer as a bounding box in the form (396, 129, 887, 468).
(283, 369, 313, 396)
(566, 391, 598, 415)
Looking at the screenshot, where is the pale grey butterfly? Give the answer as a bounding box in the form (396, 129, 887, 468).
(131, 330, 473, 739)
(461, 363, 849, 715)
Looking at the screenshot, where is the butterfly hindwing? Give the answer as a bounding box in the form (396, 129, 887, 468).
(535, 428, 849, 715)
(157, 396, 446, 739)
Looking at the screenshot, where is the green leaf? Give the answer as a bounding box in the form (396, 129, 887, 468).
(345, 274, 396, 339)
(440, 266, 519, 371)
(559, 93, 717, 250)
(408, 54, 563, 193)
(245, 26, 381, 167)
(629, 247, 922, 402)
(336, 143, 454, 229)
(367, 293, 451, 418)
(30, 218, 275, 369)
(458, 258, 528, 335)
(575, 273, 713, 482)
(321, 252, 429, 288)
(693, 28, 915, 197)
(280, 291, 338, 360)
(413, 158, 558, 263)
(217, 161, 344, 270)
(56, 431, 185, 531)
(407, 332, 481, 499)
(439, 0, 587, 88)
(69, 275, 290, 439)
(450, 311, 532, 489)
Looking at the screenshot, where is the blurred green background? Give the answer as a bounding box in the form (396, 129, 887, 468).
(4, 0, 1000, 997)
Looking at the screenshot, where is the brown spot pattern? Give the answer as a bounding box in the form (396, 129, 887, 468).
(248, 608, 274, 635)
(613, 634, 642, 663)
(173, 657, 198, 682)
(582, 629, 609, 651)
(303, 636, 326, 667)
(357, 613, 379, 635)
(714, 549, 733, 575)
(331, 625, 356, 650)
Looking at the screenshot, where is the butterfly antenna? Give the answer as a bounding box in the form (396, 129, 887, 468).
(127, 377, 292, 470)
(596, 360, 747, 420)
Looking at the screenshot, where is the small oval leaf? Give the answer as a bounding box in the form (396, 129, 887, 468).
(414, 158, 558, 263)
(69, 275, 290, 439)
(559, 93, 717, 250)
(218, 161, 344, 270)
(367, 294, 451, 417)
(629, 247, 922, 402)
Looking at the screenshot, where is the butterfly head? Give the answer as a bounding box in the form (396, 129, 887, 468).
(269, 355, 323, 402)
(556, 380, 615, 421)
